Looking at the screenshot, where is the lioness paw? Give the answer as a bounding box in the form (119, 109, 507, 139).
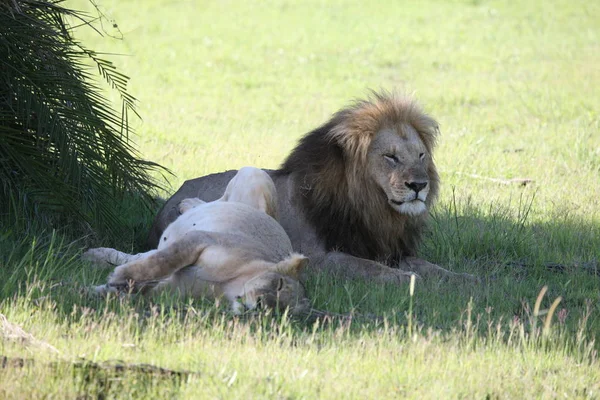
(231, 299, 246, 315)
(178, 198, 205, 214)
(91, 284, 118, 296)
(82, 248, 120, 268)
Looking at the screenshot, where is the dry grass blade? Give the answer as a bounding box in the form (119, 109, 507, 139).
(299, 308, 385, 325)
(456, 172, 534, 186)
(543, 296, 563, 336)
(533, 286, 548, 318)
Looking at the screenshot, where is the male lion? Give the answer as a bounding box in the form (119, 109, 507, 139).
(149, 92, 471, 284)
(84, 167, 310, 315)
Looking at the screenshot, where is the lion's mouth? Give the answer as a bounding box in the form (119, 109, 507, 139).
(389, 198, 427, 216)
(390, 198, 423, 206)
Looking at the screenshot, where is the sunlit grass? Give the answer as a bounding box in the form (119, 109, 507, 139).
(1, 0, 599, 397)
(1, 275, 599, 398)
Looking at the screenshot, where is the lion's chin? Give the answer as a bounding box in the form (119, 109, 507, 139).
(389, 199, 427, 216)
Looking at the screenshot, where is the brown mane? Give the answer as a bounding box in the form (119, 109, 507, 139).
(275, 92, 440, 265)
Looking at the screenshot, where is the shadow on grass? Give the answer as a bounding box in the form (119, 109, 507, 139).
(308, 195, 599, 339)
(1, 356, 187, 399)
(1, 195, 598, 342)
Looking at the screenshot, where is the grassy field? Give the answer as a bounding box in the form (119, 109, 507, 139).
(1, 0, 600, 398)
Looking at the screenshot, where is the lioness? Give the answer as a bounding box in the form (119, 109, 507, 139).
(149, 92, 474, 284)
(84, 167, 310, 315)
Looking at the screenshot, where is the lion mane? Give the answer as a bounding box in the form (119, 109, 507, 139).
(275, 92, 440, 264)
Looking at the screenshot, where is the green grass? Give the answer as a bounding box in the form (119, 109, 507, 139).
(1, 0, 600, 397)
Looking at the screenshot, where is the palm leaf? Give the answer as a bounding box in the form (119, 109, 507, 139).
(0, 0, 169, 238)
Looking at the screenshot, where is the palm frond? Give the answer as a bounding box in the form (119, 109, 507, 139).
(0, 0, 169, 238)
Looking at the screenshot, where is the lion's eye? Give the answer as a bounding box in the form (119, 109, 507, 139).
(384, 154, 399, 165)
(419, 153, 425, 161)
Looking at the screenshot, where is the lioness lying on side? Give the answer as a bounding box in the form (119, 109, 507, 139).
(83, 167, 310, 315)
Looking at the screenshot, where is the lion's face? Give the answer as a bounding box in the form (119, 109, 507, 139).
(367, 126, 431, 216)
(241, 271, 310, 315)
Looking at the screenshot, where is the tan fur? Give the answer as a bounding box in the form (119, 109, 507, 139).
(329, 93, 438, 165)
(148, 92, 475, 284)
(219, 166, 279, 220)
(84, 167, 310, 314)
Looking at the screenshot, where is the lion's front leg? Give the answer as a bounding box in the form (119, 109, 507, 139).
(317, 251, 417, 285)
(82, 247, 157, 269)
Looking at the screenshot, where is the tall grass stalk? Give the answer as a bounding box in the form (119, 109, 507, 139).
(407, 274, 415, 337)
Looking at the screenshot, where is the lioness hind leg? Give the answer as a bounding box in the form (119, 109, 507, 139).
(220, 167, 279, 220)
(82, 248, 157, 269)
(108, 231, 217, 285)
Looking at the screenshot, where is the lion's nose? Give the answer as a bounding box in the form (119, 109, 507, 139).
(405, 181, 428, 193)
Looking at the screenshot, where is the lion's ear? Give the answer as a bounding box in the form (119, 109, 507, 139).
(291, 254, 309, 273)
(275, 253, 309, 278)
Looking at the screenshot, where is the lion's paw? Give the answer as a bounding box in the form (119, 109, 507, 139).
(455, 272, 481, 284)
(377, 269, 420, 285)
